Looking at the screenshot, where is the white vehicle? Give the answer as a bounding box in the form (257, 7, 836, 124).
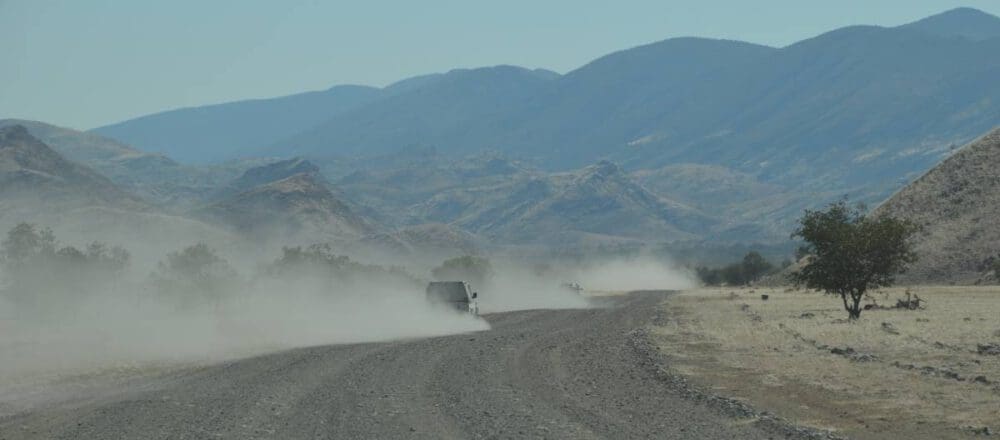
(425, 281, 479, 315)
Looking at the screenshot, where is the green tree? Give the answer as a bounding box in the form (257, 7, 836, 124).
(741, 251, 774, 284)
(790, 201, 918, 320)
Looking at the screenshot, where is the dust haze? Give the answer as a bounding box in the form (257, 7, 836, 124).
(0, 220, 693, 389)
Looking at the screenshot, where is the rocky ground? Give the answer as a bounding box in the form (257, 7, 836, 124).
(0, 291, 827, 440)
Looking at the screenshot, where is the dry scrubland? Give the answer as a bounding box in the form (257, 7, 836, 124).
(653, 286, 1000, 439)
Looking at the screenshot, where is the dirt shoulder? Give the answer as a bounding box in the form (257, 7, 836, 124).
(651, 286, 1000, 439)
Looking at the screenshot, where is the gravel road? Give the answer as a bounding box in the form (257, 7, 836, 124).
(0, 291, 786, 439)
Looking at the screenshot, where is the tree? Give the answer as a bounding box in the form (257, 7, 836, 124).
(789, 201, 918, 320)
(432, 255, 494, 287)
(720, 264, 745, 286)
(1, 224, 131, 309)
(1, 223, 55, 265)
(267, 244, 351, 275)
(741, 251, 774, 284)
(85, 242, 130, 275)
(153, 243, 237, 308)
(695, 266, 722, 286)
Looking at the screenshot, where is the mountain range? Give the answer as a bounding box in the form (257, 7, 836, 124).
(82, 8, 1000, 242)
(3, 8, 1000, 272)
(94, 9, 1000, 181)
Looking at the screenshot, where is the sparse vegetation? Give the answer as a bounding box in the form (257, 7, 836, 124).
(654, 286, 1000, 439)
(0, 222, 129, 309)
(263, 243, 419, 286)
(790, 201, 918, 320)
(695, 251, 776, 286)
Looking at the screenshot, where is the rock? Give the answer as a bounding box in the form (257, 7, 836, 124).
(969, 426, 993, 436)
(880, 322, 900, 335)
(830, 346, 877, 362)
(977, 343, 1000, 356)
(850, 353, 878, 363)
(830, 347, 855, 356)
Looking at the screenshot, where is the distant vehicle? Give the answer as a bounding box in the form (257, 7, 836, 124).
(425, 281, 479, 315)
(561, 282, 583, 294)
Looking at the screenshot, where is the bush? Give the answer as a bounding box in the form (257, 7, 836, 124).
(262, 243, 419, 288)
(152, 243, 238, 309)
(695, 251, 776, 286)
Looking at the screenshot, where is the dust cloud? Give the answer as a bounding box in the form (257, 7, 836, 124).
(569, 257, 698, 292)
(468, 256, 696, 313)
(0, 221, 694, 388)
(0, 233, 488, 385)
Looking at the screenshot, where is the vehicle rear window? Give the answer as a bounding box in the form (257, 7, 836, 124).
(426, 282, 469, 302)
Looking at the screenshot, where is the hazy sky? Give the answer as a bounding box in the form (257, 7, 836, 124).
(2, 1, 998, 129)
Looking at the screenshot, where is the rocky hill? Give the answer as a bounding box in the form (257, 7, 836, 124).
(359, 223, 481, 257)
(0, 118, 178, 184)
(212, 157, 321, 200)
(0, 125, 238, 263)
(0, 125, 144, 208)
(408, 160, 713, 245)
(2, 119, 289, 211)
(874, 127, 1000, 284)
(198, 172, 374, 242)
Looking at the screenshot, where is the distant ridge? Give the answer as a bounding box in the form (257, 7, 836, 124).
(0, 125, 144, 208)
(900, 7, 1000, 41)
(93, 85, 381, 163)
(198, 170, 374, 242)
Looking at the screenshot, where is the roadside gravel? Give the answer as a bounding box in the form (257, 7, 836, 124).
(0, 291, 811, 439)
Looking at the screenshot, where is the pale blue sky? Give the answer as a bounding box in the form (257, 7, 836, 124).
(2, 0, 998, 129)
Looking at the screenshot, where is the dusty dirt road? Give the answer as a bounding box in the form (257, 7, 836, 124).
(0, 292, 790, 439)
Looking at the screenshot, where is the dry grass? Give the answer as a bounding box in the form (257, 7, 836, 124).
(653, 286, 1000, 439)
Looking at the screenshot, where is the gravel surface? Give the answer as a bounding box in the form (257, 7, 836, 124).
(0, 291, 799, 439)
